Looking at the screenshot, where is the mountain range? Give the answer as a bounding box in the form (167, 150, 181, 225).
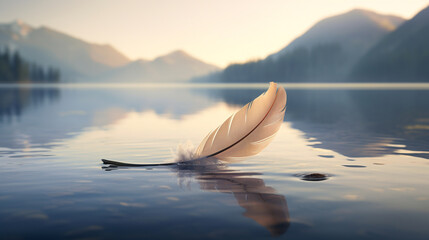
(271, 9, 404, 61)
(100, 50, 219, 82)
(202, 6, 429, 83)
(204, 9, 406, 83)
(1, 5, 428, 83)
(269, 9, 404, 75)
(0, 20, 219, 82)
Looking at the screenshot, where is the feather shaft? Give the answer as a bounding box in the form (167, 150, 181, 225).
(195, 82, 287, 161)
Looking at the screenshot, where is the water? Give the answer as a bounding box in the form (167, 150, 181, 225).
(0, 83, 428, 239)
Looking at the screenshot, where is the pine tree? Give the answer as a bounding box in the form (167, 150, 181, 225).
(0, 49, 61, 83)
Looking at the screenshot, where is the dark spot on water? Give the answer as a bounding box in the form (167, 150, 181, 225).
(342, 165, 366, 168)
(347, 158, 356, 161)
(296, 173, 329, 181)
(102, 165, 118, 171)
(318, 155, 334, 158)
(373, 163, 384, 165)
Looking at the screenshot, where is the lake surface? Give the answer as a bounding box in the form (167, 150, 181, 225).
(1, 83, 429, 239)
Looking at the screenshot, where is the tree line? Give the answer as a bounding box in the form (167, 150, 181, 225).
(0, 48, 60, 83)
(205, 43, 348, 83)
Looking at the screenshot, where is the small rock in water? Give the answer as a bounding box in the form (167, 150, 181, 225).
(342, 164, 366, 168)
(300, 173, 329, 181)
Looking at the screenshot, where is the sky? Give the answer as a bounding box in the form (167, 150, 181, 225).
(0, 0, 428, 67)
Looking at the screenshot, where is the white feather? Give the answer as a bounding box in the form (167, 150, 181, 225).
(194, 82, 287, 161)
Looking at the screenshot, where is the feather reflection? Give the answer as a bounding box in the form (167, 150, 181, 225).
(173, 160, 290, 236)
(102, 160, 290, 236)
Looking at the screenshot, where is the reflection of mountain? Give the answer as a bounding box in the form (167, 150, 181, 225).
(353, 6, 429, 81)
(207, 88, 429, 159)
(199, 9, 404, 83)
(0, 86, 216, 149)
(2, 86, 428, 160)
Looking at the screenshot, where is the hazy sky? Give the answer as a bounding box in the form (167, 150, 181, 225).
(0, 0, 428, 67)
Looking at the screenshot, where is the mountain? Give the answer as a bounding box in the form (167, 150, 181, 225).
(271, 9, 404, 62)
(352, 6, 429, 81)
(0, 20, 219, 82)
(0, 20, 130, 80)
(208, 9, 405, 83)
(102, 50, 220, 82)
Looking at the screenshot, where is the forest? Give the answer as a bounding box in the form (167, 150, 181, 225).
(217, 43, 347, 83)
(0, 49, 60, 83)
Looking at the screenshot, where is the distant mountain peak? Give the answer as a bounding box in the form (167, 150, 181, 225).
(347, 8, 405, 31)
(344, 8, 401, 18)
(10, 19, 31, 27)
(346, 8, 377, 16)
(158, 50, 192, 60)
(105, 49, 220, 82)
(128, 59, 149, 66)
(352, 4, 429, 81)
(412, 5, 429, 21)
(0, 19, 222, 82)
(0, 19, 34, 38)
(269, 8, 405, 60)
(168, 49, 188, 56)
(347, 8, 386, 15)
(155, 50, 197, 63)
(152, 50, 219, 71)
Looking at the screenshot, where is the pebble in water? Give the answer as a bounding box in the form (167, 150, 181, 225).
(297, 173, 329, 181)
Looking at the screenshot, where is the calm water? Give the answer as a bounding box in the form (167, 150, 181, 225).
(1, 84, 429, 239)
